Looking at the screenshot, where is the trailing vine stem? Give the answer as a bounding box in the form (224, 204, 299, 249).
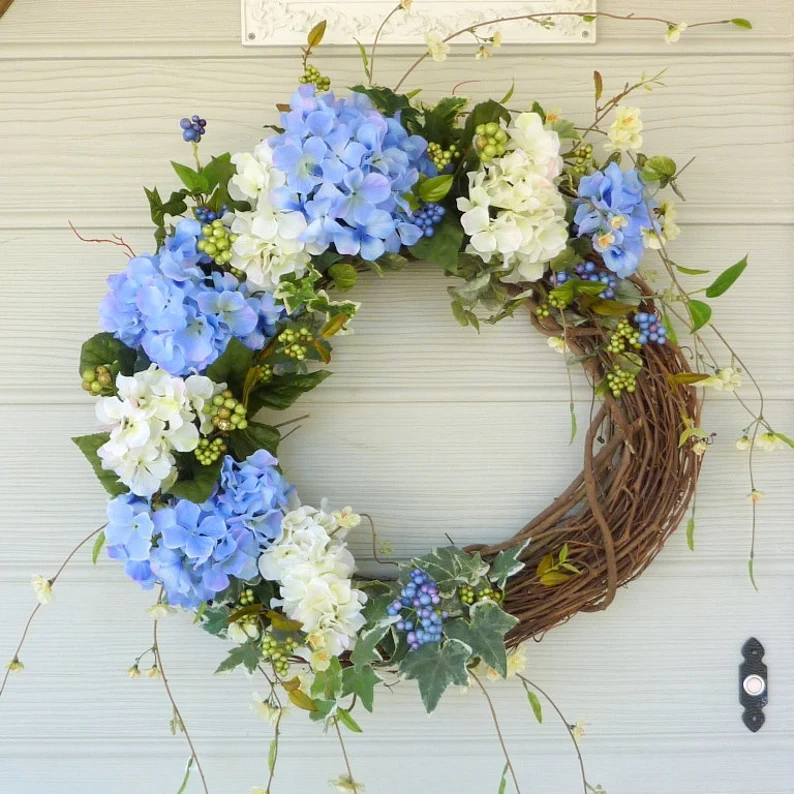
(393, 12, 734, 92)
(517, 675, 588, 794)
(470, 671, 522, 794)
(368, 3, 402, 86)
(152, 593, 210, 794)
(0, 524, 105, 700)
(334, 716, 359, 794)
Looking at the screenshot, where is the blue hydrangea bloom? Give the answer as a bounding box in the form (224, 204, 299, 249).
(99, 219, 284, 375)
(205, 450, 294, 548)
(268, 85, 428, 261)
(573, 163, 655, 278)
(105, 494, 158, 588)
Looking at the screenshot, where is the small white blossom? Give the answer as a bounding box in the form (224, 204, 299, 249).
(700, 367, 743, 392)
(228, 620, 261, 643)
(475, 45, 492, 60)
(251, 693, 284, 725)
(333, 506, 361, 530)
(399, 0, 412, 10)
(31, 575, 54, 604)
(547, 336, 569, 354)
(692, 440, 708, 456)
(145, 665, 161, 679)
(483, 645, 527, 681)
(571, 718, 587, 741)
(425, 32, 451, 62)
(127, 665, 142, 679)
(748, 489, 764, 504)
(604, 106, 643, 153)
(736, 435, 751, 451)
(491, 31, 503, 47)
(147, 603, 177, 620)
(758, 432, 782, 452)
(5, 657, 24, 673)
(644, 199, 680, 250)
(665, 22, 687, 44)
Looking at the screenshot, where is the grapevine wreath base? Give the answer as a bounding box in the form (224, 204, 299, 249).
(469, 275, 701, 646)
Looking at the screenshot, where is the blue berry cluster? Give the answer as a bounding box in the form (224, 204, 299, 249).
(554, 262, 618, 299)
(179, 115, 207, 143)
(195, 205, 228, 224)
(387, 568, 449, 649)
(633, 312, 668, 345)
(413, 202, 446, 238)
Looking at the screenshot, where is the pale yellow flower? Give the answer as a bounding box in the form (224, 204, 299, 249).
(736, 435, 751, 451)
(604, 106, 643, 153)
(146, 665, 161, 679)
(31, 575, 54, 605)
(483, 645, 527, 681)
(251, 788, 269, 794)
(571, 718, 587, 741)
(748, 490, 764, 505)
(665, 23, 687, 44)
(251, 693, 284, 725)
(399, 0, 412, 10)
(127, 665, 142, 679)
(492, 31, 503, 47)
(700, 367, 742, 392)
(425, 32, 451, 62)
(544, 106, 563, 124)
(547, 336, 569, 354)
(5, 657, 24, 673)
(333, 507, 361, 530)
(147, 603, 177, 620)
(758, 431, 782, 452)
(475, 46, 493, 60)
(330, 774, 365, 793)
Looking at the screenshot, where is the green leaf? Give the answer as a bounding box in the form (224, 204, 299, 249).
(488, 539, 530, 590)
(585, 298, 635, 317)
(91, 531, 106, 565)
(662, 306, 678, 345)
(582, 14, 596, 22)
(674, 263, 710, 276)
(687, 299, 712, 332)
(307, 19, 327, 47)
(748, 555, 758, 592)
(165, 455, 223, 503)
(644, 155, 677, 178)
(288, 689, 319, 712)
(229, 421, 280, 459)
(349, 85, 422, 129)
(354, 39, 371, 80)
(686, 515, 696, 551)
(201, 605, 232, 637)
(593, 70, 603, 102)
(72, 433, 128, 497)
(399, 639, 472, 713)
(539, 571, 571, 587)
(311, 657, 343, 701)
(498, 764, 509, 794)
(200, 153, 236, 194)
(80, 332, 136, 379)
(730, 18, 752, 29)
(248, 370, 332, 413)
(529, 101, 546, 123)
(214, 641, 262, 674)
(268, 738, 277, 774)
(704, 256, 747, 298)
(341, 665, 383, 713)
(410, 215, 464, 273)
(569, 402, 577, 444)
(526, 690, 543, 723)
(773, 432, 794, 449)
(337, 708, 363, 733)
(451, 299, 469, 327)
(171, 161, 208, 194)
(668, 372, 710, 385)
(418, 174, 453, 203)
(499, 80, 515, 105)
(176, 758, 194, 794)
(206, 338, 254, 394)
(443, 600, 518, 678)
(549, 118, 579, 140)
(350, 621, 393, 670)
(328, 262, 358, 291)
(409, 545, 490, 597)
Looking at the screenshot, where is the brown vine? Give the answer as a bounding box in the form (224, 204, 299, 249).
(465, 275, 703, 646)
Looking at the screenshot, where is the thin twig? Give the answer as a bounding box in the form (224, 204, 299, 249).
(360, 513, 399, 568)
(471, 672, 522, 794)
(68, 221, 136, 258)
(152, 607, 210, 794)
(0, 525, 105, 700)
(333, 718, 359, 793)
(368, 3, 402, 85)
(518, 675, 587, 794)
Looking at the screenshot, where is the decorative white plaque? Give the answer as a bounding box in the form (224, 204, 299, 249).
(241, 0, 596, 47)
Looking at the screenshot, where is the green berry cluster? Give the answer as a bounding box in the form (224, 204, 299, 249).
(459, 583, 501, 605)
(81, 365, 113, 395)
(194, 436, 228, 466)
(255, 364, 274, 384)
(536, 303, 551, 319)
(299, 64, 331, 91)
(261, 630, 299, 677)
(427, 141, 461, 170)
(606, 318, 642, 354)
(570, 143, 594, 176)
(606, 367, 637, 398)
(205, 389, 249, 432)
(238, 588, 255, 607)
(549, 293, 570, 310)
(197, 219, 238, 266)
(474, 122, 508, 161)
(279, 326, 313, 361)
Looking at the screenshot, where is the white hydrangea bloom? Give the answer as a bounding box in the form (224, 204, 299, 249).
(229, 141, 310, 291)
(457, 124, 568, 284)
(259, 505, 367, 671)
(95, 365, 214, 497)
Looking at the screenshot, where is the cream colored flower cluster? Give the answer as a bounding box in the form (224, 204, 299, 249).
(258, 505, 367, 671)
(457, 112, 568, 283)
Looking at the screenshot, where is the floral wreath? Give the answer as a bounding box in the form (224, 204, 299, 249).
(4, 8, 788, 794)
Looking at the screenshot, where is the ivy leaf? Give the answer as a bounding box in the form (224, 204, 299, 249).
(526, 690, 543, 723)
(488, 539, 530, 590)
(399, 639, 472, 713)
(311, 657, 344, 701)
(201, 605, 232, 637)
(72, 433, 128, 497)
(409, 545, 489, 597)
(418, 174, 453, 203)
(730, 18, 752, 29)
(247, 370, 332, 414)
(229, 421, 280, 459)
(443, 600, 518, 677)
(214, 641, 262, 674)
(337, 708, 363, 733)
(80, 332, 136, 379)
(350, 621, 393, 671)
(165, 455, 222, 503)
(410, 215, 464, 273)
(342, 665, 383, 713)
(687, 299, 712, 332)
(91, 530, 106, 565)
(704, 256, 747, 298)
